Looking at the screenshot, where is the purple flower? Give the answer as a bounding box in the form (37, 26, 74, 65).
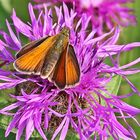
(0, 3, 140, 140)
(33, 0, 136, 35)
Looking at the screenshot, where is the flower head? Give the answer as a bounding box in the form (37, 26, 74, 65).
(0, 3, 140, 140)
(33, 0, 136, 35)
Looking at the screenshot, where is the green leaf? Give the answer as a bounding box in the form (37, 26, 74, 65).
(0, 2, 10, 31)
(98, 75, 122, 106)
(0, 115, 12, 131)
(0, 128, 16, 140)
(91, 75, 122, 106)
(0, 0, 12, 13)
(10, 0, 30, 21)
(122, 0, 140, 43)
(106, 75, 122, 95)
(56, 130, 79, 140)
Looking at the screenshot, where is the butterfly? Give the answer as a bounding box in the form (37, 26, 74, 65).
(14, 27, 80, 89)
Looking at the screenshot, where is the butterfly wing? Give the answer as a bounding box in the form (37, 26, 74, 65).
(40, 36, 69, 79)
(50, 45, 80, 89)
(16, 36, 49, 58)
(50, 46, 67, 89)
(14, 35, 59, 75)
(66, 45, 80, 86)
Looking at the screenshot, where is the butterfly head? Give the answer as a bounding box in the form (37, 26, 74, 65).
(60, 26, 70, 37)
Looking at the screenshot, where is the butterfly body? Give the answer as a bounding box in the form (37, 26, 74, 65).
(14, 27, 80, 89)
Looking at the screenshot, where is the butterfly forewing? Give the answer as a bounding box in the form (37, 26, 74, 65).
(66, 45, 80, 86)
(14, 35, 59, 74)
(16, 36, 49, 58)
(51, 46, 67, 89)
(50, 45, 80, 89)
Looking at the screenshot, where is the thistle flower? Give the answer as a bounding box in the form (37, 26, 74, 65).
(33, 0, 136, 35)
(0, 3, 140, 140)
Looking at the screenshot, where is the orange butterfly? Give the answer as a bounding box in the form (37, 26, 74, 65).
(14, 27, 80, 89)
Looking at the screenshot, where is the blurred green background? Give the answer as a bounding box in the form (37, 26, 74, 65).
(0, 0, 140, 139)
